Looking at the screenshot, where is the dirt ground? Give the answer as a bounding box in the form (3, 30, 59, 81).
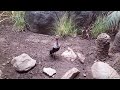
(0, 24, 118, 79)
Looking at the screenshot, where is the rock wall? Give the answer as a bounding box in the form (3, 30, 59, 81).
(24, 11, 105, 35)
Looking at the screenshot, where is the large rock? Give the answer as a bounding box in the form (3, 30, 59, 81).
(109, 30, 120, 54)
(24, 11, 63, 35)
(11, 53, 36, 72)
(43, 67, 56, 77)
(61, 67, 80, 79)
(76, 52, 85, 64)
(61, 47, 77, 61)
(24, 11, 101, 35)
(70, 11, 96, 28)
(91, 61, 120, 79)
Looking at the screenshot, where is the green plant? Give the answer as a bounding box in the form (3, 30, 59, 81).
(0, 11, 11, 24)
(91, 11, 120, 38)
(91, 16, 107, 38)
(105, 11, 120, 30)
(55, 12, 77, 37)
(11, 11, 25, 31)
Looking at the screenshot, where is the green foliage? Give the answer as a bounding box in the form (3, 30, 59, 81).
(105, 11, 120, 30)
(91, 11, 120, 38)
(91, 16, 107, 38)
(0, 11, 11, 24)
(11, 11, 25, 31)
(55, 12, 77, 37)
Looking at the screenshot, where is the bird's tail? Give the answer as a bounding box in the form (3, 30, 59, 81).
(50, 50, 52, 55)
(50, 50, 55, 58)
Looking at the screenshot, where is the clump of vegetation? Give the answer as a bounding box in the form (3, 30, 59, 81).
(91, 16, 107, 38)
(55, 12, 77, 38)
(105, 11, 120, 31)
(91, 11, 120, 38)
(11, 11, 25, 31)
(0, 11, 12, 24)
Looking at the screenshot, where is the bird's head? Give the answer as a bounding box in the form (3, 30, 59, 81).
(55, 35, 60, 41)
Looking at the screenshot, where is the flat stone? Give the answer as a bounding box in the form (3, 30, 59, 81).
(2, 63, 6, 66)
(61, 67, 80, 79)
(83, 73, 87, 77)
(11, 53, 36, 72)
(91, 61, 120, 79)
(76, 52, 85, 64)
(61, 47, 77, 61)
(43, 67, 56, 77)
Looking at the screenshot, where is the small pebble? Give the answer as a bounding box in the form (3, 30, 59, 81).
(6, 61, 10, 64)
(0, 70, 2, 77)
(83, 73, 86, 77)
(2, 63, 6, 66)
(38, 61, 41, 64)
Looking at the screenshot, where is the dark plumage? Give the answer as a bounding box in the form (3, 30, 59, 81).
(49, 37, 60, 57)
(50, 47, 60, 55)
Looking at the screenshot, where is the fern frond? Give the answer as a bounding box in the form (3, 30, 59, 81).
(105, 11, 120, 29)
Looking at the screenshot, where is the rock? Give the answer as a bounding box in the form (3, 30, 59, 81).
(91, 61, 120, 79)
(76, 52, 85, 64)
(11, 53, 36, 72)
(2, 61, 10, 66)
(111, 53, 120, 72)
(70, 11, 96, 28)
(112, 53, 120, 66)
(38, 61, 41, 64)
(96, 33, 111, 60)
(24, 11, 63, 35)
(2, 63, 6, 66)
(24, 11, 103, 35)
(0, 70, 2, 79)
(109, 31, 120, 54)
(61, 47, 77, 61)
(6, 61, 10, 64)
(61, 67, 80, 79)
(43, 67, 56, 77)
(83, 73, 87, 77)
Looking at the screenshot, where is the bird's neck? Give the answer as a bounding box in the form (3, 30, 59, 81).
(56, 40, 59, 46)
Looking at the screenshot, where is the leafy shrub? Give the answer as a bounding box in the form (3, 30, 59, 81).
(55, 12, 77, 37)
(11, 11, 25, 31)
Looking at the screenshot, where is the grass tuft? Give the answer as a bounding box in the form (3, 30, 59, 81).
(91, 16, 107, 38)
(11, 11, 25, 31)
(55, 12, 77, 38)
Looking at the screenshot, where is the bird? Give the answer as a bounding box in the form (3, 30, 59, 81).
(49, 36, 60, 57)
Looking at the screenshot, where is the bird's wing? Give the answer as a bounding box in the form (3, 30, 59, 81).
(53, 43, 57, 48)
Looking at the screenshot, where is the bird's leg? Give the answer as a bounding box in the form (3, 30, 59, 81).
(50, 54, 56, 59)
